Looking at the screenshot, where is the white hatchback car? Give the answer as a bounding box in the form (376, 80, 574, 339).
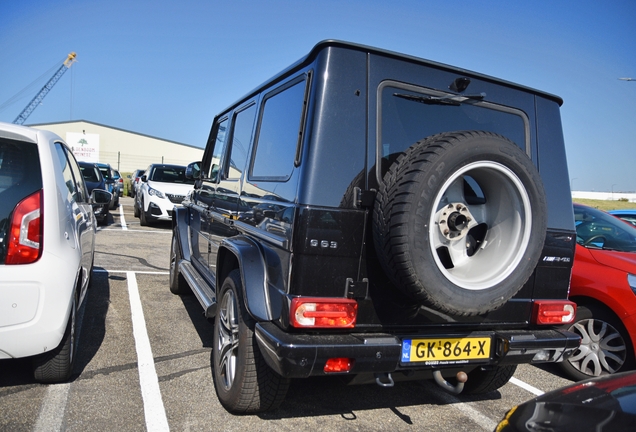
(0, 122, 111, 383)
(134, 164, 194, 225)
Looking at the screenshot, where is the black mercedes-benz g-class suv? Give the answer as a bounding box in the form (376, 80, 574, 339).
(171, 40, 580, 413)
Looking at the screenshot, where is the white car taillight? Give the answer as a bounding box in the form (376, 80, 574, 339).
(6, 190, 43, 265)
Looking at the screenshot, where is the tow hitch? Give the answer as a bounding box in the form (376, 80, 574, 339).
(374, 372, 395, 387)
(432, 370, 468, 394)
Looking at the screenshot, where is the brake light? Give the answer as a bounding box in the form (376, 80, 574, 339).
(324, 358, 355, 373)
(290, 297, 357, 328)
(532, 300, 576, 325)
(6, 190, 43, 265)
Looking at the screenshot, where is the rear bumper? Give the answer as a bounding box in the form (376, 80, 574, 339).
(254, 322, 580, 378)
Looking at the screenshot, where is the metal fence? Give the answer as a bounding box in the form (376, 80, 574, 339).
(99, 151, 200, 174)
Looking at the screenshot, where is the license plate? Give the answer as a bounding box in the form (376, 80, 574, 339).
(401, 336, 491, 365)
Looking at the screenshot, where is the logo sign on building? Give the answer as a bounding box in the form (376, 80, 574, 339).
(67, 132, 100, 162)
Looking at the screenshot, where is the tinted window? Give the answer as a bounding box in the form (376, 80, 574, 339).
(209, 118, 228, 182)
(64, 146, 89, 203)
(228, 104, 256, 180)
(380, 83, 527, 178)
(80, 164, 101, 182)
(99, 166, 113, 180)
(0, 139, 42, 262)
(149, 165, 193, 184)
(575, 205, 636, 252)
(55, 144, 77, 202)
(251, 79, 306, 180)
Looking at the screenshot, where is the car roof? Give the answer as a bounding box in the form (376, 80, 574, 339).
(218, 40, 564, 116)
(149, 164, 186, 169)
(609, 209, 636, 215)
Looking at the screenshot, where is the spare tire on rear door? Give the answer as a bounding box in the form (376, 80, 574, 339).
(373, 131, 547, 316)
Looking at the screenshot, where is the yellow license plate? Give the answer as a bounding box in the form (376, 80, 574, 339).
(401, 337, 491, 365)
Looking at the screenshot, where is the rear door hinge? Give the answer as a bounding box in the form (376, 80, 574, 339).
(354, 187, 377, 208)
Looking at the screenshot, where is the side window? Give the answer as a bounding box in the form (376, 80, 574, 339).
(54, 143, 81, 203)
(227, 104, 256, 180)
(64, 147, 89, 203)
(251, 79, 307, 180)
(208, 118, 228, 182)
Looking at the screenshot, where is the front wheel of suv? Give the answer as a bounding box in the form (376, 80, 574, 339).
(212, 269, 289, 413)
(139, 198, 149, 226)
(169, 232, 190, 295)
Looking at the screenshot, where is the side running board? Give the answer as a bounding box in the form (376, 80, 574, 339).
(179, 260, 217, 318)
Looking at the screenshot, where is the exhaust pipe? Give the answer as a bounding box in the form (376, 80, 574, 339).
(433, 370, 468, 394)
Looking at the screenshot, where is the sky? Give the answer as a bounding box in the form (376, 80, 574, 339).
(1, 0, 634, 192)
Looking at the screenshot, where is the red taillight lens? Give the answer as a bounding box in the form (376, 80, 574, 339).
(324, 358, 355, 373)
(290, 297, 358, 328)
(533, 300, 576, 325)
(6, 190, 43, 265)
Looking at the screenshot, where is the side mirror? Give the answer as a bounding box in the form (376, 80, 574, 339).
(141, 175, 147, 182)
(90, 189, 112, 205)
(186, 161, 202, 179)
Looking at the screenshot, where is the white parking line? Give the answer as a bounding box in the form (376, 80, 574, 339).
(126, 271, 170, 431)
(430, 386, 498, 431)
(95, 269, 169, 275)
(509, 377, 545, 396)
(100, 228, 172, 234)
(119, 204, 127, 230)
(33, 384, 70, 432)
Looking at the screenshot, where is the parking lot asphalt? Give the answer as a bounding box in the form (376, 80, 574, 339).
(0, 197, 577, 431)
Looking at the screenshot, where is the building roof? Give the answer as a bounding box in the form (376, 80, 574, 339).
(27, 119, 204, 150)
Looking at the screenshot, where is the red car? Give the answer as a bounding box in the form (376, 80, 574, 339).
(561, 203, 636, 380)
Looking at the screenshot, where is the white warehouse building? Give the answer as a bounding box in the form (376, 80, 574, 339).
(31, 120, 204, 173)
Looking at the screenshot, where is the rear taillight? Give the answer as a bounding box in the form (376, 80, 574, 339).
(324, 358, 355, 373)
(6, 190, 43, 265)
(290, 297, 358, 328)
(532, 300, 576, 325)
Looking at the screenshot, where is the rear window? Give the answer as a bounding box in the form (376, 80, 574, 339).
(0, 139, 43, 263)
(98, 166, 112, 180)
(378, 82, 529, 179)
(80, 165, 101, 182)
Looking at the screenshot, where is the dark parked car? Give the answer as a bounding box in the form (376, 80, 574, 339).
(78, 161, 109, 225)
(171, 40, 579, 413)
(96, 162, 119, 209)
(560, 204, 636, 380)
(127, 169, 145, 198)
(113, 169, 124, 200)
(496, 371, 636, 431)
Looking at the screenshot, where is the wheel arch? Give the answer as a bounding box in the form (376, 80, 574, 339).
(172, 206, 191, 261)
(217, 236, 283, 322)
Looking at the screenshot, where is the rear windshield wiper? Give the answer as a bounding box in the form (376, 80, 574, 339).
(393, 92, 486, 106)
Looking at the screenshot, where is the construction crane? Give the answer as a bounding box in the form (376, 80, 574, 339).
(13, 52, 77, 125)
